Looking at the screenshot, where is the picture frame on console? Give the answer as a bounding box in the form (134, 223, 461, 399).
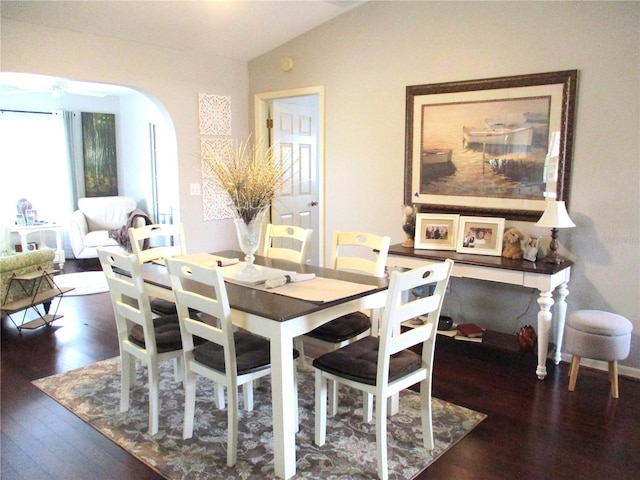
(414, 213, 459, 250)
(456, 216, 505, 256)
(523, 234, 541, 262)
(404, 70, 578, 222)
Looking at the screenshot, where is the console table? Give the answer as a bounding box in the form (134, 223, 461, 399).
(11, 224, 65, 268)
(387, 244, 573, 379)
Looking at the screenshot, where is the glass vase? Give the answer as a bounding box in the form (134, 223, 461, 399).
(233, 208, 267, 278)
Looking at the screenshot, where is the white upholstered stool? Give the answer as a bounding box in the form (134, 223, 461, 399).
(565, 310, 633, 398)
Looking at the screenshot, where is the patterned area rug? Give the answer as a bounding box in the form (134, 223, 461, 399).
(33, 358, 486, 479)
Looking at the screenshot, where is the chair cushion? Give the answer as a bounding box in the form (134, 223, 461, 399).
(193, 332, 299, 376)
(128, 314, 182, 353)
(150, 298, 178, 316)
(149, 299, 201, 319)
(305, 311, 371, 343)
(312, 336, 422, 386)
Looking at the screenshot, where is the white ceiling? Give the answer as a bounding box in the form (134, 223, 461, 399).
(1, 0, 365, 96)
(1, 0, 365, 61)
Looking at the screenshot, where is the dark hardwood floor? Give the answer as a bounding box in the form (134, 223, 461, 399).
(2, 259, 639, 479)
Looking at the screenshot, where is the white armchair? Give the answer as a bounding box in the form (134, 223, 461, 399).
(69, 196, 138, 259)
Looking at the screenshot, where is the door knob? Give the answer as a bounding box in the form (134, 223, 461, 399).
(310, 201, 318, 206)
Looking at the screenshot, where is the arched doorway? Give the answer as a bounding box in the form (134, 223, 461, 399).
(0, 72, 179, 257)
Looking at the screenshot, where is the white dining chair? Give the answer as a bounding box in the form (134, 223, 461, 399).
(129, 223, 186, 317)
(165, 256, 299, 467)
(262, 223, 312, 264)
(313, 259, 453, 480)
(296, 230, 390, 413)
(129, 223, 186, 264)
(97, 247, 184, 436)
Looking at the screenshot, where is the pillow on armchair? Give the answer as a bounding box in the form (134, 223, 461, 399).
(69, 196, 138, 259)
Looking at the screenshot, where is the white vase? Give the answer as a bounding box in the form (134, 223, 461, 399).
(233, 208, 267, 278)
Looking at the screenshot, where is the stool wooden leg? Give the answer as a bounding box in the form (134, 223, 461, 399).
(609, 361, 619, 399)
(568, 355, 580, 391)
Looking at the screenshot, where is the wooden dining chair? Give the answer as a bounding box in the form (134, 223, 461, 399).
(262, 223, 312, 264)
(97, 247, 184, 436)
(296, 230, 390, 413)
(313, 259, 453, 480)
(165, 256, 299, 467)
(129, 223, 186, 316)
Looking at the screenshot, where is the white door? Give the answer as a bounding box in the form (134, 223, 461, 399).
(270, 97, 320, 265)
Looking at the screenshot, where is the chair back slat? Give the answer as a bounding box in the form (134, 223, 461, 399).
(330, 231, 391, 277)
(129, 223, 186, 264)
(98, 248, 158, 354)
(165, 257, 236, 375)
(393, 293, 442, 325)
(263, 224, 312, 264)
(171, 289, 226, 346)
(377, 259, 453, 383)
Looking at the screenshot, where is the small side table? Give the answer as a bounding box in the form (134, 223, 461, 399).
(11, 224, 66, 268)
(1, 269, 73, 330)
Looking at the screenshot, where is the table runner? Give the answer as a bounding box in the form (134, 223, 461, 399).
(255, 276, 377, 303)
(155, 252, 377, 303)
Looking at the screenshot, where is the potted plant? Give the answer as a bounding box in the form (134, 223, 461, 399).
(204, 136, 287, 277)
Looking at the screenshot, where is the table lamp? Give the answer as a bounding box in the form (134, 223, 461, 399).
(535, 201, 575, 264)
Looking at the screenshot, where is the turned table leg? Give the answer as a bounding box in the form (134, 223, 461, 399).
(536, 290, 554, 379)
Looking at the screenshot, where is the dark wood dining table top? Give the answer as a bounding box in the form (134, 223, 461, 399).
(138, 250, 389, 323)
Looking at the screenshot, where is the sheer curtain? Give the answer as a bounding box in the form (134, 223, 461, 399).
(62, 110, 84, 207)
(0, 110, 73, 231)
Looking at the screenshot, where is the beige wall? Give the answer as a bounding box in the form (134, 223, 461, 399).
(1, 18, 250, 254)
(248, 1, 640, 373)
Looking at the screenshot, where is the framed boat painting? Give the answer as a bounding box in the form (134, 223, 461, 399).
(404, 70, 578, 221)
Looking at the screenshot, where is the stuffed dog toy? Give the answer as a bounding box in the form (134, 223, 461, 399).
(502, 228, 525, 259)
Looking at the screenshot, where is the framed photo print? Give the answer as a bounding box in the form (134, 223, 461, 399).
(523, 234, 541, 262)
(456, 216, 505, 256)
(404, 70, 578, 221)
(25, 209, 37, 225)
(414, 213, 459, 250)
(15, 214, 26, 226)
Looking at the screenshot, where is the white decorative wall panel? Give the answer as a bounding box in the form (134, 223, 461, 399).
(199, 94, 233, 220)
(198, 94, 232, 136)
(202, 178, 234, 221)
(200, 137, 232, 178)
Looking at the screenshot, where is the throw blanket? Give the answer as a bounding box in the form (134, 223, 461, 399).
(108, 209, 153, 253)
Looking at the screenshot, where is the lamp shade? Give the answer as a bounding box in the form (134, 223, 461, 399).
(535, 201, 576, 228)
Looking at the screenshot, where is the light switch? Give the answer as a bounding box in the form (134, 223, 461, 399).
(190, 183, 201, 196)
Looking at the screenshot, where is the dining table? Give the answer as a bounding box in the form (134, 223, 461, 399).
(137, 250, 389, 479)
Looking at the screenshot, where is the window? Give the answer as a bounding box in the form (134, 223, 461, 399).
(0, 110, 73, 226)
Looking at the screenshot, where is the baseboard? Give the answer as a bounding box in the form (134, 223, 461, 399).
(558, 352, 640, 380)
